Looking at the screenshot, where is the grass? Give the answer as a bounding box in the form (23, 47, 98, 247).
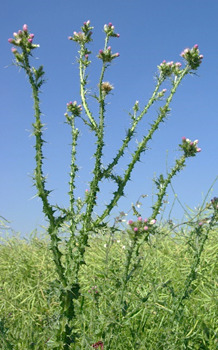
(0, 224, 217, 349)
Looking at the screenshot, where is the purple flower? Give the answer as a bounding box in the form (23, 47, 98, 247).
(134, 227, 138, 232)
(127, 220, 133, 225)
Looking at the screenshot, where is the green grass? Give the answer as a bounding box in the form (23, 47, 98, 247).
(0, 226, 217, 349)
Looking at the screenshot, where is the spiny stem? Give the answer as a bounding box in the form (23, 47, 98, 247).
(23, 49, 66, 285)
(79, 44, 97, 130)
(97, 66, 190, 224)
(101, 76, 164, 180)
(151, 155, 186, 220)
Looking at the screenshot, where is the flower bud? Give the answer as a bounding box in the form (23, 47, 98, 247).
(23, 24, 28, 32)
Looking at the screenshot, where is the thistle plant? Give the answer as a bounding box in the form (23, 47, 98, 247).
(8, 21, 205, 349)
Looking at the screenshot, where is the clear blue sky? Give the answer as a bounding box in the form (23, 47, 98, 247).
(1, 0, 218, 236)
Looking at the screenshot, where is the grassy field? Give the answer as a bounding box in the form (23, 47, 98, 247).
(0, 223, 217, 349)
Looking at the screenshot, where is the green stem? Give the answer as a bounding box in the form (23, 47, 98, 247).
(101, 76, 164, 179)
(22, 49, 66, 285)
(97, 66, 190, 224)
(79, 44, 97, 130)
(151, 155, 186, 220)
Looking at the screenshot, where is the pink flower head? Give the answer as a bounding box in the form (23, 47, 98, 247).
(108, 22, 113, 27)
(196, 148, 201, 152)
(68, 36, 73, 40)
(175, 62, 182, 67)
(137, 216, 142, 221)
(29, 33, 34, 39)
(13, 32, 18, 37)
(194, 44, 198, 49)
(198, 221, 203, 226)
(182, 136, 186, 141)
(11, 47, 17, 53)
(23, 24, 28, 32)
(116, 33, 120, 38)
(162, 88, 167, 93)
(28, 38, 32, 43)
(107, 46, 111, 51)
(85, 189, 89, 192)
(150, 219, 156, 225)
(84, 20, 90, 26)
(144, 218, 148, 223)
(134, 227, 138, 232)
(144, 226, 148, 231)
(199, 54, 204, 59)
(8, 38, 13, 43)
(85, 54, 89, 59)
(115, 52, 120, 57)
(99, 49, 103, 54)
(127, 220, 133, 225)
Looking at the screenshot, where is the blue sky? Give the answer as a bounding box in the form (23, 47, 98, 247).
(1, 0, 218, 236)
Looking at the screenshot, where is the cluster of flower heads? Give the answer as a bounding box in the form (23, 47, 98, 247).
(180, 137, 201, 157)
(68, 20, 93, 45)
(158, 44, 203, 78)
(180, 44, 203, 70)
(127, 216, 156, 238)
(103, 22, 120, 38)
(98, 45, 119, 63)
(8, 24, 39, 60)
(158, 60, 182, 78)
(64, 101, 82, 121)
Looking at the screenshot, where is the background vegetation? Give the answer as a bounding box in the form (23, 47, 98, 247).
(0, 212, 217, 349)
